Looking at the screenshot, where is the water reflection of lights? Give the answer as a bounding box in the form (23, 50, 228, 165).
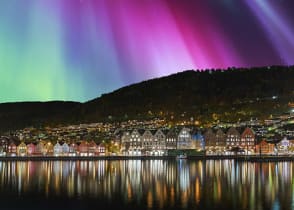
(177, 160, 190, 191)
(0, 160, 292, 210)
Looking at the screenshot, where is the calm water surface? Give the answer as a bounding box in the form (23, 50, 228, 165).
(0, 159, 293, 210)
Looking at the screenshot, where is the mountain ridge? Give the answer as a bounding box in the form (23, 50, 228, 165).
(1, 65, 294, 132)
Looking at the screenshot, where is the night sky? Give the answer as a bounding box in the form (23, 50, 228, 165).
(1, 0, 294, 103)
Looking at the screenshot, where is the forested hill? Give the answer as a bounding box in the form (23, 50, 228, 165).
(79, 65, 294, 123)
(1, 65, 294, 132)
(0, 101, 80, 132)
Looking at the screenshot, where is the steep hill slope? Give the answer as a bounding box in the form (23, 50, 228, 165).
(79, 65, 294, 123)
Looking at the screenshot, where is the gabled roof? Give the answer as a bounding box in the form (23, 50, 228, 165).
(226, 127, 241, 136)
(138, 129, 145, 136)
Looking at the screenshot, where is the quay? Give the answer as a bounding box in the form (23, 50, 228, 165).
(0, 155, 294, 162)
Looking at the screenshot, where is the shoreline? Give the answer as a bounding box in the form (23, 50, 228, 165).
(0, 155, 293, 162)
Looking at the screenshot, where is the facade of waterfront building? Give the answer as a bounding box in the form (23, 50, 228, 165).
(69, 142, 78, 156)
(88, 141, 97, 156)
(8, 142, 17, 156)
(191, 131, 205, 151)
(17, 142, 27, 156)
(165, 129, 177, 150)
(153, 129, 166, 155)
(255, 139, 275, 154)
(215, 129, 226, 152)
(45, 141, 54, 155)
(129, 129, 142, 155)
(62, 142, 70, 154)
(240, 127, 255, 153)
(35, 141, 45, 155)
(277, 137, 290, 154)
(0, 137, 9, 155)
(79, 141, 89, 156)
(203, 128, 216, 151)
(27, 143, 35, 155)
(97, 142, 106, 155)
(120, 131, 131, 155)
(177, 127, 192, 149)
(53, 142, 63, 156)
(142, 130, 154, 155)
(226, 127, 241, 149)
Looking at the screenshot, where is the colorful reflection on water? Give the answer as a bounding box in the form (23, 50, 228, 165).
(0, 160, 293, 210)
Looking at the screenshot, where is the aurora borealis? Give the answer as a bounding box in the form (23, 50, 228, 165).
(1, 0, 294, 103)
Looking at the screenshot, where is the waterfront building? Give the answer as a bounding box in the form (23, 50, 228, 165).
(69, 142, 78, 156)
(203, 128, 216, 152)
(45, 141, 54, 156)
(88, 141, 97, 156)
(120, 131, 131, 155)
(35, 140, 46, 155)
(240, 127, 256, 153)
(129, 129, 142, 155)
(79, 141, 89, 156)
(152, 129, 166, 155)
(62, 142, 70, 155)
(255, 139, 275, 154)
(215, 129, 226, 153)
(191, 131, 205, 151)
(27, 143, 35, 156)
(17, 142, 27, 156)
(8, 142, 17, 156)
(177, 127, 192, 149)
(226, 127, 241, 149)
(142, 129, 154, 155)
(0, 137, 9, 155)
(277, 137, 290, 154)
(165, 129, 177, 150)
(97, 142, 106, 155)
(53, 142, 63, 156)
(288, 140, 294, 153)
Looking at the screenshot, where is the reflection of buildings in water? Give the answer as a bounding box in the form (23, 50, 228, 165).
(177, 160, 190, 191)
(0, 160, 293, 210)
